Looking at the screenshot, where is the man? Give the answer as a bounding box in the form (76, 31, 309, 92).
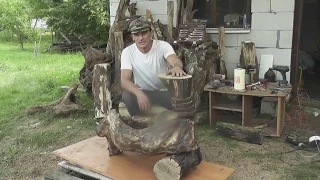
(120, 17, 186, 116)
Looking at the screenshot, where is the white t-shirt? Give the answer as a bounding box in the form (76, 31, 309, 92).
(120, 40, 175, 91)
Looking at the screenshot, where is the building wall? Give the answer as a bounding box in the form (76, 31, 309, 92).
(109, 0, 295, 82)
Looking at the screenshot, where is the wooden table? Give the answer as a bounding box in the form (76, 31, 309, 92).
(204, 86, 291, 137)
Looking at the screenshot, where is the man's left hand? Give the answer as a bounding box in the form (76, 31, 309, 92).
(170, 67, 187, 77)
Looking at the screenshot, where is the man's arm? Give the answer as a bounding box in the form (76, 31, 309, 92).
(161, 41, 186, 76)
(120, 69, 141, 95)
(166, 54, 183, 69)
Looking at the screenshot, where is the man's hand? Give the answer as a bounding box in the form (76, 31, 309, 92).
(170, 66, 187, 77)
(136, 91, 151, 112)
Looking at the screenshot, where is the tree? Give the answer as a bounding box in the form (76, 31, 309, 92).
(26, 0, 109, 42)
(0, 0, 38, 49)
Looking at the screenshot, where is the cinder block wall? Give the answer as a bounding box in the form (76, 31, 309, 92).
(109, 0, 295, 82)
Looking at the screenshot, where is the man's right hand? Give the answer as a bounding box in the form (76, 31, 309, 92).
(136, 91, 150, 112)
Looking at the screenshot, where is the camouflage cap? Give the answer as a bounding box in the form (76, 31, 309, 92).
(129, 17, 151, 33)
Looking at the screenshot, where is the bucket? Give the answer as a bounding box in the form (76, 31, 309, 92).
(234, 68, 245, 90)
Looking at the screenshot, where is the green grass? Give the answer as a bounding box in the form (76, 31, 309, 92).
(0, 37, 96, 179)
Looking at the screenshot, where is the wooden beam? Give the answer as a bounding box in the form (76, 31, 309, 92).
(167, 1, 174, 43)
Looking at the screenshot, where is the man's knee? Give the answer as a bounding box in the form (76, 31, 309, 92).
(122, 91, 140, 116)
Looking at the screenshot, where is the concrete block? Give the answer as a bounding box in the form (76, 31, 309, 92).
(256, 48, 291, 66)
(210, 34, 239, 47)
(110, 2, 119, 17)
(277, 30, 293, 49)
(225, 62, 238, 80)
(225, 47, 241, 63)
(251, 12, 294, 30)
(135, 1, 167, 15)
(110, 0, 119, 2)
(261, 97, 278, 116)
(110, 16, 115, 26)
(271, 0, 295, 12)
(238, 31, 278, 48)
(251, 0, 271, 13)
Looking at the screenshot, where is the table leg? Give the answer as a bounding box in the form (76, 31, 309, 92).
(209, 92, 221, 126)
(242, 95, 253, 126)
(277, 96, 285, 137)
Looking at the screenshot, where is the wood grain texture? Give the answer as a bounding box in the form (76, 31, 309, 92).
(53, 136, 235, 180)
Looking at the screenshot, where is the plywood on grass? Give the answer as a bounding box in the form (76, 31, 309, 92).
(53, 136, 235, 180)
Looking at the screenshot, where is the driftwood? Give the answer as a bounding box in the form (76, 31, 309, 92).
(216, 122, 263, 145)
(96, 109, 198, 155)
(26, 84, 83, 117)
(92, 63, 112, 118)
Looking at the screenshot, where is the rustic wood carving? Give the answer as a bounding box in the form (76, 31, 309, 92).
(239, 41, 259, 82)
(26, 84, 84, 117)
(92, 63, 112, 118)
(158, 74, 195, 117)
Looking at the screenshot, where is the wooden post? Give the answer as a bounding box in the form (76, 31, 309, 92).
(167, 1, 174, 44)
(218, 27, 227, 78)
(92, 63, 112, 119)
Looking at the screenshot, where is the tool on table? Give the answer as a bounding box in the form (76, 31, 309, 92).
(285, 134, 307, 148)
(272, 65, 289, 86)
(264, 68, 276, 82)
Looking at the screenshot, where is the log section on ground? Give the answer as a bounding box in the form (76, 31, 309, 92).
(26, 84, 83, 117)
(216, 122, 263, 145)
(96, 109, 198, 155)
(153, 148, 202, 180)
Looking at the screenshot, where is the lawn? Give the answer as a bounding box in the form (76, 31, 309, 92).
(0, 37, 320, 180)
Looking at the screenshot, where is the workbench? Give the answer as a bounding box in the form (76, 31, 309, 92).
(204, 85, 291, 137)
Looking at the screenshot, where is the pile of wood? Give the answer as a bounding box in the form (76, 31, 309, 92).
(48, 32, 107, 52)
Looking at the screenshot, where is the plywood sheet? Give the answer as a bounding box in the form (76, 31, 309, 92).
(53, 136, 235, 180)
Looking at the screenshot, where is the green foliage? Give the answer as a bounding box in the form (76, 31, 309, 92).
(0, 0, 40, 48)
(27, 0, 109, 42)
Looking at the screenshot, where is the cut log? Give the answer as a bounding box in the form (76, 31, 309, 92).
(158, 74, 195, 117)
(92, 63, 112, 119)
(153, 148, 202, 180)
(96, 109, 198, 155)
(239, 41, 259, 82)
(216, 122, 263, 145)
(26, 84, 83, 117)
(218, 27, 227, 78)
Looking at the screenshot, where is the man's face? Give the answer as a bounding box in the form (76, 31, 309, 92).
(132, 30, 152, 49)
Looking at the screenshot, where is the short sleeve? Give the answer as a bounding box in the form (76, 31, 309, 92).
(161, 41, 176, 59)
(120, 48, 132, 70)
